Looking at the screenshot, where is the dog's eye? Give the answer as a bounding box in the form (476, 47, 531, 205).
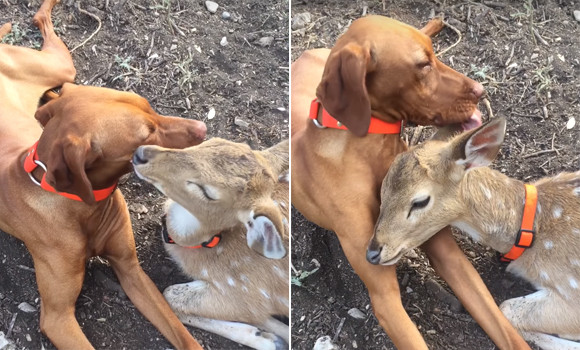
(187, 182, 216, 201)
(407, 196, 430, 218)
(417, 61, 432, 71)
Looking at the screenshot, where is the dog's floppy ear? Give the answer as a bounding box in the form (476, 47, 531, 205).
(316, 43, 374, 137)
(44, 136, 96, 204)
(243, 201, 287, 259)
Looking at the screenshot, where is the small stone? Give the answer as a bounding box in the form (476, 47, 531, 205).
(347, 307, 366, 319)
(235, 80, 242, 86)
(566, 117, 576, 129)
(299, 315, 305, 322)
(352, 340, 358, 349)
(313, 336, 338, 350)
(234, 117, 250, 128)
(530, 53, 538, 60)
(255, 36, 274, 47)
(25, 334, 31, 342)
(207, 107, 216, 120)
(222, 11, 230, 20)
(327, 296, 335, 304)
(205, 1, 218, 13)
(170, 44, 177, 51)
(406, 286, 413, 294)
(129, 204, 148, 214)
(0, 331, 15, 350)
(291, 12, 311, 30)
(426, 330, 437, 335)
(220, 37, 228, 46)
(574, 10, 580, 22)
(18, 302, 36, 313)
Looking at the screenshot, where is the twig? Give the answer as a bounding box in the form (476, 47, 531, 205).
(482, 98, 494, 119)
(504, 43, 515, 67)
(533, 28, 550, 46)
(436, 20, 462, 57)
(382, 0, 387, 11)
(6, 312, 17, 338)
(332, 317, 346, 343)
(410, 126, 424, 146)
(71, 3, 102, 53)
(17, 264, 35, 272)
(523, 149, 560, 159)
(169, 18, 186, 37)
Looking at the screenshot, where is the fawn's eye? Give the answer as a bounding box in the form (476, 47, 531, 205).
(187, 182, 216, 201)
(407, 196, 431, 218)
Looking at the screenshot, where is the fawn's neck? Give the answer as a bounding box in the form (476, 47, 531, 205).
(455, 168, 527, 253)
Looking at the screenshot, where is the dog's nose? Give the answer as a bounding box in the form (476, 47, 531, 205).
(366, 244, 383, 265)
(132, 146, 148, 165)
(472, 82, 485, 99)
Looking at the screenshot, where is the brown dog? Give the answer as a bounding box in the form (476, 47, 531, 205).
(0, 1, 205, 349)
(291, 16, 529, 349)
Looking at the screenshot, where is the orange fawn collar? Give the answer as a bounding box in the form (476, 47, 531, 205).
(161, 215, 221, 249)
(309, 99, 403, 135)
(23, 141, 117, 202)
(500, 184, 537, 262)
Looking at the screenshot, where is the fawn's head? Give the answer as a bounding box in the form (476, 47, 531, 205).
(367, 118, 507, 265)
(133, 138, 289, 259)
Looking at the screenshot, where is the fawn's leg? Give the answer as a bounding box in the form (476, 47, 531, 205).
(164, 280, 285, 350)
(500, 289, 580, 349)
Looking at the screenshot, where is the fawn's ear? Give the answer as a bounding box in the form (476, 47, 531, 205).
(448, 118, 506, 169)
(242, 201, 287, 260)
(259, 139, 289, 178)
(316, 43, 375, 137)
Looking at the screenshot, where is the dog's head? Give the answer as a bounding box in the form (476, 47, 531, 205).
(133, 138, 289, 259)
(316, 16, 483, 137)
(35, 83, 207, 204)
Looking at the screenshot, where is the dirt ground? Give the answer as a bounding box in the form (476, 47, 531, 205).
(0, 0, 288, 349)
(291, 0, 579, 349)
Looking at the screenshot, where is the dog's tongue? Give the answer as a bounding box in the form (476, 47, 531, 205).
(461, 109, 482, 131)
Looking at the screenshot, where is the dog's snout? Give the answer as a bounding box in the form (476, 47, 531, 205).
(132, 146, 148, 165)
(366, 243, 383, 265)
(471, 82, 485, 99)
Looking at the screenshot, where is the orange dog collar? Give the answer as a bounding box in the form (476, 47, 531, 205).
(309, 99, 403, 134)
(500, 184, 537, 262)
(24, 141, 117, 202)
(161, 215, 221, 249)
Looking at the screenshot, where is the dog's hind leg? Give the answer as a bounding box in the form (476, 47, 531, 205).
(500, 290, 580, 349)
(31, 0, 75, 86)
(0, 23, 12, 40)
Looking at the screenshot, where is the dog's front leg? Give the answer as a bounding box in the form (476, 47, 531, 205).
(29, 244, 93, 349)
(422, 227, 531, 350)
(335, 220, 429, 350)
(102, 205, 202, 350)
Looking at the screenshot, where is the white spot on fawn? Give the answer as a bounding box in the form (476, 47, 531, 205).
(571, 259, 580, 266)
(553, 206, 562, 219)
(570, 278, 578, 289)
(556, 285, 570, 300)
(544, 241, 554, 249)
(278, 297, 289, 307)
(537, 203, 542, 214)
(540, 271, 549, 280)
(480, 184, 492, 199)
(573, 229, 580, 236)
(273, 265, 286, 278)
(227, 276, 235, 286)
(214, 281, 225, 294)
(201, 269, 209, 278)
(242, 285, 249, 293)
(573, 187, 580, 196)
(240, 274, 250, 284)
(260, 289, 270, 299)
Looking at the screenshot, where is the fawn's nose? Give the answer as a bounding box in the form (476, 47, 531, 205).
(366, 244, 383, 265)
(132, 146, 149, 165)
